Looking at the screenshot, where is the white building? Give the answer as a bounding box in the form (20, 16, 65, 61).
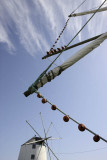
(18, 136, 47, 160)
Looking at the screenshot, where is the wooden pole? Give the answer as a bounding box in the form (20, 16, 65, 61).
(42, 34, 102, 59)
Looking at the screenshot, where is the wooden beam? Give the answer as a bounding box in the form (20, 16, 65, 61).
(42, 34, 102, 59)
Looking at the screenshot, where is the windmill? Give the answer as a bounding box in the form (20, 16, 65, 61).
(18, 113, 60, 160)
(23, 0, 107, 144)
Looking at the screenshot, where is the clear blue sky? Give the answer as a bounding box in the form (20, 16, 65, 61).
(0, 0, 107, 160)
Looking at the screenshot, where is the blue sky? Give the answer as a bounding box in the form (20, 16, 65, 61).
(0, 0, 107, 160)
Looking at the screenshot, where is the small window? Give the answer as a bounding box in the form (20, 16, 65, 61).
(31, 154, 35, 159)
(32, 144, 36, 149)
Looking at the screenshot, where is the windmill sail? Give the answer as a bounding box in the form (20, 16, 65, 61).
(24, 32, 107, 97)
(35, 32, 107, 89)
(69, 7, 107, 17)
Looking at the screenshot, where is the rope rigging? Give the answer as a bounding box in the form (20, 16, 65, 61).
(88, 2, 107, 12)
(24, 0, 107, 97)
(35, 90, 107, 143)
(56, 147, 107, 155)
(43, 1, 107, 59)
(47, 0, 87, 55)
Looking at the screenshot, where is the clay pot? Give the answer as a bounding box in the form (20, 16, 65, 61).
(47, 51, 50, 55)
(63, 115, 69, 122)
(51, 50, 54, 54)
(41, 98, 47, 104)
(51, 105, 57, 110)
(93, 135, 100, 142)
(61, 46, 65, 50)
(37, 93, 42, 98)
(57, 48, 61, 51)
(78, 124, 86, 132)
(54, 49, 57, 52)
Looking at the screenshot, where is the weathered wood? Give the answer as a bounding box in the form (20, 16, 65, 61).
(69, 7, 107, 17)
(42, 34, 102, 59)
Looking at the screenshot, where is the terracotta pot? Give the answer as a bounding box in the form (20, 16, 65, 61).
(51, 105, 57, 110)
(63, 115, 69, 122)
(37, 93, 42, 98)
(78, 124, 86, 132)
(93, 135, 100, 142)
(41, 98, 47, 104)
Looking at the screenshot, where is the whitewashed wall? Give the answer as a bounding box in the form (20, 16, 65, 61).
(18, 144, 47, 160)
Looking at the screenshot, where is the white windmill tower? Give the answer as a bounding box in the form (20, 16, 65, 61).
(18, 113, 60, 160)
(18, 136, 47, 160)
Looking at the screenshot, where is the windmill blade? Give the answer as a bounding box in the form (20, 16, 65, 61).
(24, 0, 107, 97)
(48, 137, 62, 140)
(40, 112, 52, 160)
(69, 6, 107, 17)
(46, 122, 53, 137)
(25, 137, 52, 145)
(32, 32, 107, 90)
(40, 112, 47, 137)
(26, 120, 52, 159)
(47, 143, 52, 160)
(25, 141, 39, 145)
(26, 120, 58, 159)
(45, 142, 59, 160)
(26, 120, 41, 137)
